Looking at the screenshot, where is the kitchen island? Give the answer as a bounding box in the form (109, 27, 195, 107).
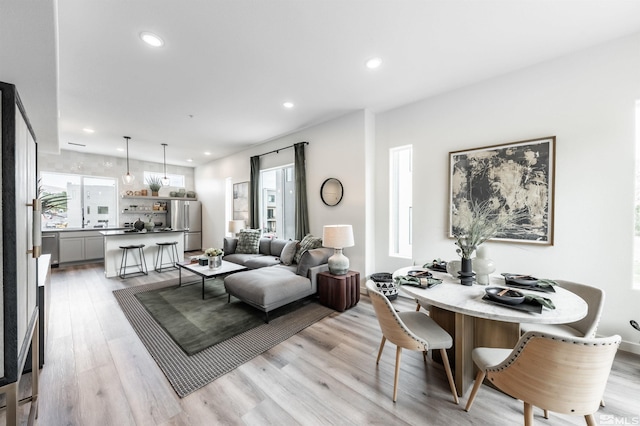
(100, 229, 185, 278)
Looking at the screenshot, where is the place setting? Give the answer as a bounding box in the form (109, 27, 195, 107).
(482, 285, 556, 314)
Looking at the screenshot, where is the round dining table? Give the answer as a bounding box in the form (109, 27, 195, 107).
(394, 266, 588, 397)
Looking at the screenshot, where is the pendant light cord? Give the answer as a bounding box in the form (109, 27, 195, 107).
(162, 143, 167, 177)
(124, 136, 131, 173)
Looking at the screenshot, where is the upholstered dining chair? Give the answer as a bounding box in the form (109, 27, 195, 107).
(365, 281, 458, 404)
(520, 280, 605, 338)
(464, 331, 620, 426)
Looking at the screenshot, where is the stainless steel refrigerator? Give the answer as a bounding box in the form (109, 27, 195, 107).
(169, 200, 202, 251)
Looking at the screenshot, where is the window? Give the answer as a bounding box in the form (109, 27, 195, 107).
(143, 171, 185, 188)
(390, 145, 413, 258)
(40, 172, 117, 229)
(260, 165, 295, 240)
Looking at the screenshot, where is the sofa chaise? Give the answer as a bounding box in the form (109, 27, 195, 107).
(222, 235, 332, 321)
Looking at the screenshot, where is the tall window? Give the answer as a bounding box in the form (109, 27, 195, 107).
(390, 145, 413, 257)
(260, 165, 295, 240)
(40, 172, 117, 229)
(634, 101, 640, 288)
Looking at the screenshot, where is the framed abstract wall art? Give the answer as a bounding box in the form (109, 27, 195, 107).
(449, 136, 555, 245)
(233, 181, 249, 223)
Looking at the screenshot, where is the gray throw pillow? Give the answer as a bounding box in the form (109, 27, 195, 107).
(294, 234, 323, 264)
(279, 240, 298, 266)
(235, 229, 261, 254)
(296, 247, 333, 277)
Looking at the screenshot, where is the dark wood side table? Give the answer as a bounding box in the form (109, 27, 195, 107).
(317, 270, 360, 312)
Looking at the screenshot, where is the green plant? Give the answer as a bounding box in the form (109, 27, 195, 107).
(38, 178, 67, 212)
(146, 175, 162, 192)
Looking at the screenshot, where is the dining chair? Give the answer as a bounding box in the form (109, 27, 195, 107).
(520, 280, 607, 412)
(520, 280, 605, 338)
(365, 281, 458, 404)
(464, 331, 620, 426)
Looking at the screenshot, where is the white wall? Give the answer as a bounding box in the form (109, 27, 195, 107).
(195, 110, 369, 277)
(375, 33, 640, 351)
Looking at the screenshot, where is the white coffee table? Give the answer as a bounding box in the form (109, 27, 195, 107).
(177, 259, 247, 299)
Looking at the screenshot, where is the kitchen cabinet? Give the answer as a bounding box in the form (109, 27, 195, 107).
(59, 230, 104, 263)
(84, 236, 104, 260)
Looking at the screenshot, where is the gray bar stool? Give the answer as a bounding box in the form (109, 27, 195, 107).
(119, 244, 148, 278)
(155, 241, 179, 272)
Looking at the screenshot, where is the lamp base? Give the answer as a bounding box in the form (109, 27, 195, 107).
(328, 248, 349, 275)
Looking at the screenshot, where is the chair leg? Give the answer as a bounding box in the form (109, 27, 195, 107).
(543, 409, 549, 419)
(439, 348, 459, 404)
(464, 370, 486, 411)
(524, 402, 534, 426)
(393, 346, 402, 402)
(600, 398, 605, 407)
(585, 414, 597, 426)
(422, 350, 427, 363)
(376, 337, 386, 365)
(415, 302, 421, 311)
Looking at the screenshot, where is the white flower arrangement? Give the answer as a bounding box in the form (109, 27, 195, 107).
(204, 247, 223, 257)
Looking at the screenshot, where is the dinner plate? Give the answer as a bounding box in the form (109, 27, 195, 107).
(485, 287, 525, 305)
(501, 273, 539, 286)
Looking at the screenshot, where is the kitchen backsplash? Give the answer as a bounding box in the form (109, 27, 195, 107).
(38, 149, 195, 190)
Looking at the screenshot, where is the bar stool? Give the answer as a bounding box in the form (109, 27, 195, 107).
(119, 244, 148, 278)
(155, 241, 180, 272)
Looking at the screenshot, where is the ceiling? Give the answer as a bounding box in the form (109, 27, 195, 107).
(6, 1, 640, 167)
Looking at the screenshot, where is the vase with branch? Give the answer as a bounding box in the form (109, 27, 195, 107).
(452, 199, 524, 285)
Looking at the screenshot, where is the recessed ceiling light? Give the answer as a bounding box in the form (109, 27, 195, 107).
(82, 127, 95, 133)
(366, 57, 382, 69)
(117, 148, 124, 152)
(186, 158, 193, 162)
(283, 102, 294, 109)
(140, 32, 164, 47)
(204, 152, 211, 156)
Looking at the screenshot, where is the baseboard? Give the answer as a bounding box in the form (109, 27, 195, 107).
(620, 340, 640, 355)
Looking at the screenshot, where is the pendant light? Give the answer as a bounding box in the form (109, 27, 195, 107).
(122, 136, 135, 184)
(161, 143, 170, 186)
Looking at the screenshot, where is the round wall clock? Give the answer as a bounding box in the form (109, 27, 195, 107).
(320, 178, 343, 206)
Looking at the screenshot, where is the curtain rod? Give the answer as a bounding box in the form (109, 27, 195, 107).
(256, 141, 309, 158)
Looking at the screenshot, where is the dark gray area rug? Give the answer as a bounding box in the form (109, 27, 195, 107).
(113, 278, 334, 397)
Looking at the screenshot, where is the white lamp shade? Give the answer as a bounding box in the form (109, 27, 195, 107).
(229, 219, 245, 234)
(322, 224, 354, 249)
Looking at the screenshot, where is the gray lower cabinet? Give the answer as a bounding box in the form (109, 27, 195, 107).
(84, 236, 105, 260)
(59, 231, 104, 263)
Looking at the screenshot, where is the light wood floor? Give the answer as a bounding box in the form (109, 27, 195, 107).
(5, 262, 640, 425)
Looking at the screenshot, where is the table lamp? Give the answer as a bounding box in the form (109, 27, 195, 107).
(229, 219, 245, 237)
(322, 224, 354, 275)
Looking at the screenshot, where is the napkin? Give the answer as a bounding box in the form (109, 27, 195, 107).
(395, 275, 442, 288)
(524, 294, 556, 309)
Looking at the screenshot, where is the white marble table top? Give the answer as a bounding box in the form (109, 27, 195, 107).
(394, 266, 588, 324)
(178, 259, 247, 278)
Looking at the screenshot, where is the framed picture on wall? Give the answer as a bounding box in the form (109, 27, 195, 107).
(233, 181, 249, 223)
(449, 136, 555, 245)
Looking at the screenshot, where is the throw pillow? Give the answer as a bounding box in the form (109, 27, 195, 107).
(294, 234, 323, 264)
(279, 240, 298, 266)
(235, 229, 261, 254)
(296, 247, 333, 277)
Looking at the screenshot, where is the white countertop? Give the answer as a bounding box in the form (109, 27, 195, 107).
(100, 229, 185, 236)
